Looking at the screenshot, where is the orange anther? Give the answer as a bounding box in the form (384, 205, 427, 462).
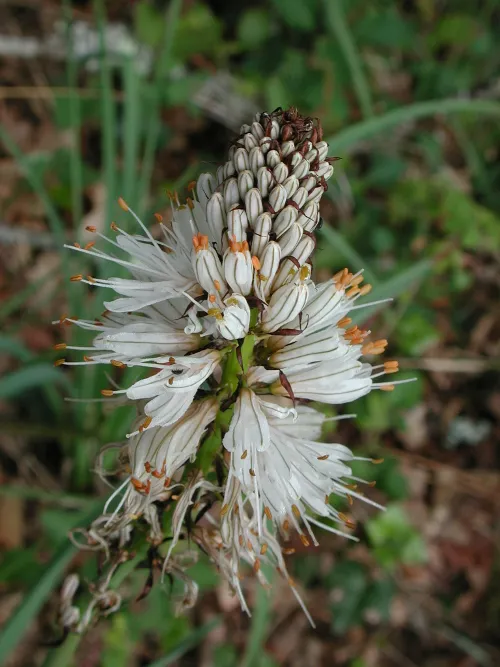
(192, 232, 209, 251)
(144, 462, 152, 473)
(253, 558, 261, 573)
(130, 477, 144, 491)
(86, 275, 95, 284)
(282, 547, 295, 555)
(154, 212, 163, 223)
(299, 534, 310, 547)
(100, 389, 114, 397)
(85, 241, 95, 250)
(252, 255, 261, 270)
(187, 180, 197, 192)
(291, 504, 301, 518)
(83, 355, 93, 362)
(317, 454, 329, 461)
(73, 242, 81, 248)
(350, 274, 364, 287)
(358, 284, 372, 296)
(384, 361, 399, 374)
(139, 416, 152, 432)
(220, 504, 229, 517)
(54, 358, 66, 366)
(241, 449, 248, 460)
(346, 286, 360, 298)
(337, 316, 352, 328)
(143, 480, 151, 495)
(53, 343, 67, 350)
(380, 384, 395, 392)
(260, 543, 268, 555)
(70, 274, 83, 282)
(85, 225, 97, 232)
(332, 268, 347, 282)
(264, 506, 272, 520)
(110, 222, 119, 231)
(208, 294, 216, 303)
(213, 279, 221, 291)
(118, 197, 129, 211)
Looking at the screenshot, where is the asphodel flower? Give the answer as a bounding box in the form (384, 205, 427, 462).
(59, 107, 410, 627)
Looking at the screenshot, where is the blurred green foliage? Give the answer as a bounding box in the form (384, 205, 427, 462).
(1, 0, 500, 663)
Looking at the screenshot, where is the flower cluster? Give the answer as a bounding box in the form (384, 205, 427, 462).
(58, 108, 404, 628)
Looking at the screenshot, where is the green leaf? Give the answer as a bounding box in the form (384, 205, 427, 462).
(172, 3, 223, 60)
(135, 1, 165, 47)
(327, 99, 500, 153)
(323, 0, 374, 119)
(363, 578, 395, 624)
(328, 561, 369, 634)
(147, 617, 221, 667)
(318, 224, 378, 286)
(238, 9, 274, 49)
(366, 504, 427, 570)
(0, 335, 33, 362)
(0, 502, 101, 663)
(270, 0, 317, 31)
(241, 571, 274, 667)
(196, 424, 222, 475)
(0, 363, 71, 400)
(356, 258, 433, 322)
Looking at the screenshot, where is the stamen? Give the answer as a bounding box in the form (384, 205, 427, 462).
(70, 274, 83, 282)
(100, 389, 114, 397)
(54, 358, 66, 366)
(337, 316, 351, 328)
(118, 197, 129, 212)
(253, 558, 261, 573)
(241, 450, 248, 460)
(260, 543, 268, 555)
(264, 506, 272, 520)
(282, 548, 295, 555)
(53, 343, 67, 350)
(154, 213, 163, 222)
(299, 534, 310, 547)
(85, 225, 97, 232)
(251, 255, 261, 270)
(220, 504, 229, 517)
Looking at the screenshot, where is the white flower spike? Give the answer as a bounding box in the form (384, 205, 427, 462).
(61, 107, 413, 629)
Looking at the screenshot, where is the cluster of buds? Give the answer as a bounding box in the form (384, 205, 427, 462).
(57, 108, 407, 629)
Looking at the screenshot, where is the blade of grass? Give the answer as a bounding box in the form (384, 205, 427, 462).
(0, 273, 56, 319)
(323, 0, 374, 119)
(0, 484, 94, 508)
(137, 0, 184, 214)
(0, 363, 72, 400)
(0, 501, 102, 663)
(94, 0, 117, 229)
(0, 125, 74, 307)
(240, 571, 273, 667)
(122, 56, 141, 209)
(318, 224, 378, 285)
(64, 0, 84, 239)
(148, 618, 221, 667)
(326, 99, 500, 153)
(356, 258, 433, 323)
